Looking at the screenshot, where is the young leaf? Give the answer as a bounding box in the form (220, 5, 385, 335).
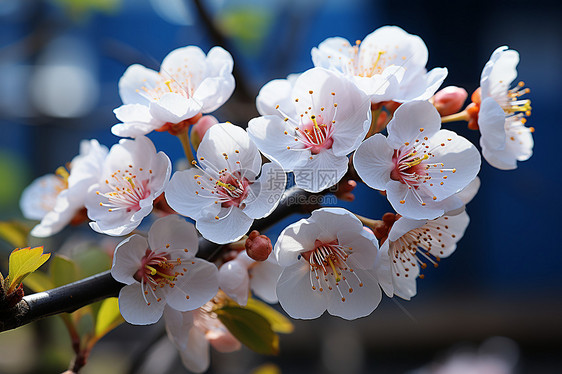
(216, 306, 279, 355)
(95, 297, 124, 338)
(245, 298, 294, 334)
(6, 246, 50, 293)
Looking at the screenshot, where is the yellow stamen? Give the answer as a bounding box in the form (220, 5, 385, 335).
(404, 154, 429, 168)
(164, 80, 173, 92)
(327, 257, 341, 282)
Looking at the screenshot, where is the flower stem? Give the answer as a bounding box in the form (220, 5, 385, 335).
(441, 110, 470, 123)
(176, 129, 195, 164)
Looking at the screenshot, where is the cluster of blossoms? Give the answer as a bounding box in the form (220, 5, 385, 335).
(19, 25, 534, 372)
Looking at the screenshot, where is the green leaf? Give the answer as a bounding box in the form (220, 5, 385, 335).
(216, 306, 279, 355)
(7, 246, 50, 292)
(50, 255, 79, 288)
(23, 271, 54, 293)
(95, 297, 124, 338)
(245, 298, 294, 334)
(0, 221, 30, 249)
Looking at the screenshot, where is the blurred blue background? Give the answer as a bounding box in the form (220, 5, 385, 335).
(0, 0, 561, 373)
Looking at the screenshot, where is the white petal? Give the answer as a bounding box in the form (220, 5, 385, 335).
(149, 93, 202, 124)
(386, 100, 442, 148)
(336, 229, 378, 270)
(256, 78, 295, 116)
(164, 307, 194, 349)
(293, 150, 348, 192)
(196, 207, 253, 244)
(353, 134, 394, 191)
(361, 26, 428, 79)
(118, 283, 165, 325)
(326, 268, 382, 320)
(311, 37, 354, 71)
(112, 104, 160, 138)
(330, 95, 371, 157)
(148, 215, 199, 256)
(167, 259, 218, 311)
(247, 115, 311, 171)
(386, 180, 444, 220)
(179, 325, 210, 373)
(479, 97, 507, 150)
(276, 262, 328, 319)
(425, 211, 469, 258)
(118, 64, 161, 106)
(308, 207, 363, 243)
(20, 174, 62, 220)
(198, 123, 262, 177)
(249, 258, 283, 303)
(373, 243, 394, 297)
(424, 129, 481, 200)
(194, 75, 235, 113)
(165, 168, 221, 220)
(219, 260, 250, 305)
(353, 65, 404, 102)
(242, 161, 286, 219)
(388, 217, 425, 242)
(111, 234, 148, 285)
(395, 67, 448, 102)
(275, 218, 320, 266)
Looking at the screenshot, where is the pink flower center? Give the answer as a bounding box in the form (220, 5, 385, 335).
(134, 248, 186, 306)
(299, 239, 362, 302)
(97, 167, 151, 213)
(298, 115, 334, 154)
(216, 172, 250, 208)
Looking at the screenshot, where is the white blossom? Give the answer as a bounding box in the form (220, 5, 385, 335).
(478, 46, 534, 170)
(353, 101, 480, 219)
(166, 122, 286, 244)
(20, 139, 108, 237)
(85, 136, 171, 236)
(112, 46, 235, 137)
(275, 208, 391, 320)
(312, 26, 447, 103)
(111, 215, 218, 325)
(248, 67, 371, 192)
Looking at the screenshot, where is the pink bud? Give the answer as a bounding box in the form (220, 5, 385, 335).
(190, 115, 219, 150)
(432, 86, 468, 116)
(245, 230, 272, 262)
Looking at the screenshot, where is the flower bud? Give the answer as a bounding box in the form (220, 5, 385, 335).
(432, 86, 468, 116)
(245, 230, 272, 262)
(190, 115, 219, 151)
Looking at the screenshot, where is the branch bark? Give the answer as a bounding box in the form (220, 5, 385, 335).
(0, 187, 321, 332)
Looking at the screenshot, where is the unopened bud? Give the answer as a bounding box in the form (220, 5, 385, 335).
(334, 179, 357, 202)
(245, 230, 272, 262)
(190, 115, 219, 151)
(432, 86, 468, 116)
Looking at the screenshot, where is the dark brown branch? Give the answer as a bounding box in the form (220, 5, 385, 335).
(0, 187, 320, 332)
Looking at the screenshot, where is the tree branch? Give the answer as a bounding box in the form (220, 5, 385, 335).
(0, 187, 320, 332)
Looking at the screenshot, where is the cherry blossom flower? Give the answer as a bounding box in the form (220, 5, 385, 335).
(85, 136, 171, 236)
(275, 208, 392, 320)
(312, 26, 447, 104)
(20, 139, 108, 237)
(380, 211, 470, 300)
(111, 215, 218, 325)
(353, 100, 480, 220)
(165, 122, 286, 244)
(218, 251, 282, 306)
(248, 67, 371, 192)
(164, 295, 241, 373)
(112, 46, 234, 137)
(478, 46, 534, 170)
